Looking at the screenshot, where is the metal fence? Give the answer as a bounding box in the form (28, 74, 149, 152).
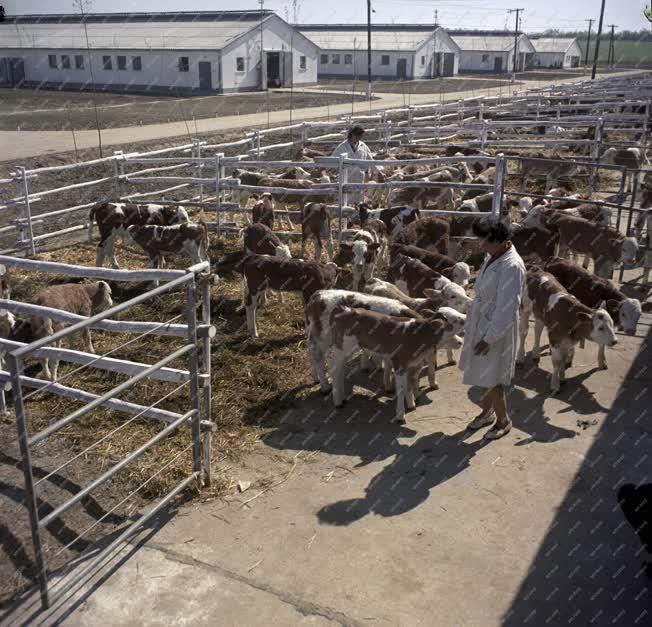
(0, 256, 214, 610)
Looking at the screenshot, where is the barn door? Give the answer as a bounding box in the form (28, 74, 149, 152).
(282, 51, 293, 87)
(443, 53, 455, 77)
(494, 56, 503, 72)
(9, 58, 25, 86)
(198, 61, 212, 90)
(397, 58, 407, 79)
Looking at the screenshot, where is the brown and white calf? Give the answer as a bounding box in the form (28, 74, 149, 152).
(243, 255, 338, 338)
(553, 215, 638, 278)
(31, 281, 113, 380)
(390, 244, 471, 286)
(522, 203, 611, 229)
(89, 202, 190, 268)
(543, 257, 652, 335)
(388, 255, 472, 312)
(329, 307, 452, 423)
(516, 270, 617, 392)
(510, 224, 559, 262)
(250, 192, 276, 229)
(334, 230, 381, 291)
(393, 217, 450, 255)
(126, 222, 209, 272)
(301, 202, 334, 263)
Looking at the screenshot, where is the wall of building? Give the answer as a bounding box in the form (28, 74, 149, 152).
(221, 16, 318, 92)
(0, 47, 222, 92)
(459, 50, 510, 73)
(317, 49, 418, 79)
(414, 36, 459, 78)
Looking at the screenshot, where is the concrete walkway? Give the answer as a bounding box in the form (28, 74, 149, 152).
(4, 303, 651, 626)
(0, 71, 639, 161)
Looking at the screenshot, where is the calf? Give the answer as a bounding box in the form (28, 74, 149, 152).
(390, 244, 471, 286)
(301, 202, 334, 262)
(0, 264, 9, 299)
(516, 270, 617, 392)
(510, 224, 559, 262)
(388, 255, 472, 312)
(459, 192, 494, 213)
(543, 257, 652, 335)
(329, 307, 452, 423)
(334, 230, 381, 291)
(553, 215, 638, 278)
(388, 171, 455, 212)
(243, 255, 338, 338)
(250, 192, 276, 230)
(518, 155, 578, 192)
(393, 217, 450, 255)
(126, 222, 209, 271)
(359, 203, 420, 236)
(601, 147, 646, 192)
(32, 281, 113, 380)
(523, 203, 611, 228)
(89, 202, 190, 268)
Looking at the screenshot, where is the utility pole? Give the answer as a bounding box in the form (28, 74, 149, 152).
(367, 0, 372, 101)
(259, 0, 265, 91)
(607, 24, 617, 67)
(507, 8, 524, 82)
(584, 18, 594, 66)
(434, 9, 438, 27)
(591, 0, 606, 80)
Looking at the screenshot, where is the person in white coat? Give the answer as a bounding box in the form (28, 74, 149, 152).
(331, 126, 383, 207)
(459, 218, 526, 440)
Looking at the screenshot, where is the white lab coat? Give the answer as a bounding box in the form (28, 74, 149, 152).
(459, 245, 526, 388)
(332, 139, 377, 205)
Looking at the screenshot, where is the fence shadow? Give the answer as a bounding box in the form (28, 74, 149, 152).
(502, 325, 652, 625)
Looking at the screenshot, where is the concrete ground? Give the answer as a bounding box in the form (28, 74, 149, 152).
(4, 290, 651, 626)
(0, 70, 644, 161)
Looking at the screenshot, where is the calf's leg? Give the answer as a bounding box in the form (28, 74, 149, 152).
(532, 318, 545, 362)
(550, 344, 564, 393)
(598, 343, 608, 370)
(330, 349, 348, 407)
(308, 341, 331, 393)
(393, 370, 407, 424)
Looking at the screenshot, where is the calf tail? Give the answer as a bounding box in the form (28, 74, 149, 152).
(198, 219, 209, 261)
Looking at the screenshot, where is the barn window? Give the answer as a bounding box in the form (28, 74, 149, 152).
(344, 54, 352, 65)
(482, 53, 489, 63)
(48, 54, 57, 69)
(236, 57, 245, 72)
(178, 57, 189, 72)
(299, 55, 306, 69)
(75, 55, 84, 69)
(132, 56, 142, 71)
(117, 55, 127, 70)
(61, 55, 71, 69)
(381, 55, 390, 65)
(102, 56, 112, 70)
(320, 53, 328, 64)
(421, 55, 425, 66)
(332, 54, 340, 64)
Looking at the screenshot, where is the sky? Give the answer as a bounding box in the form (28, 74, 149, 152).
(5, 0, 652, 33)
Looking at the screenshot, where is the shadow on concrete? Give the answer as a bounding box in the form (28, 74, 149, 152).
(502, 325, 652, 625)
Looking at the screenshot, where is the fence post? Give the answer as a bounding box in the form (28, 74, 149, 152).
(214, 154, 221, 238)
(8, 352, 50, 609)
(616, 167, 627, 205)
(301, 122, 308, 149)
(619, 176, 639, 283)
(199, 271, 213, 486)
(184, 273, 204, 487)
(337, 153, 345, 242)
(589, 117, 603, 193)
(385, 120, 392, 152)
(17, 167, 36, 257)
(478, 103, 484, 122)
(491, 154, 507, 223)
(112, 151, 123, 201)
(195, 139, 204, 204)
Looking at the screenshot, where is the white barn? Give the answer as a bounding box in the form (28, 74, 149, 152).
(531, 38, 582, 69)
(0, 11, 319, 93)
(298, 25, 460, 80)
(450, 32, 536, 73)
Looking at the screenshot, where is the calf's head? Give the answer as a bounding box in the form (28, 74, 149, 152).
(610, 297, 642, 335)
(450, 262, 471, 287)
(434, 306, 466, 337)
(351, 240, 380, 290)
(91, 281, 113, 314)
(162, 205, 190, 224)
(0, 309, 16, 338)
(584, 307, 617, 347)
(621, 237, 638, 266)
(275, 244, 292, 260)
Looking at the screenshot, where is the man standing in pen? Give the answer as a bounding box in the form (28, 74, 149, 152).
(332, 125, 383, 208)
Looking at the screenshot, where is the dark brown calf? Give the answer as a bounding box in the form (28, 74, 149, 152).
(301, 202, 333, 262)
(511, 224, 559, 262)
(390, 244, 471, 286)
(243, 255, 338, 338)
(393, 217, 450, 255)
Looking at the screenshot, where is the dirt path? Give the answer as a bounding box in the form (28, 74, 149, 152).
(6, 285, 651, 625)
(1, 70, 644, 161)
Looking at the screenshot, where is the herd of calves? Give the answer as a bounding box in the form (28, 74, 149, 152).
(0, 190, 649, 424)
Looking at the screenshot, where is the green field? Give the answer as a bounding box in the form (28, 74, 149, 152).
(578, 39, 652, 66)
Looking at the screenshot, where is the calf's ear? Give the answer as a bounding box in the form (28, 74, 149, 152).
(422, 288, 441, 299)
(577, 312, 592, 323)
(641, 301, 652, 313)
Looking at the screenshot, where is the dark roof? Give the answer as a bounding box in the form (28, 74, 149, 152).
(3, 11, 274, 25)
